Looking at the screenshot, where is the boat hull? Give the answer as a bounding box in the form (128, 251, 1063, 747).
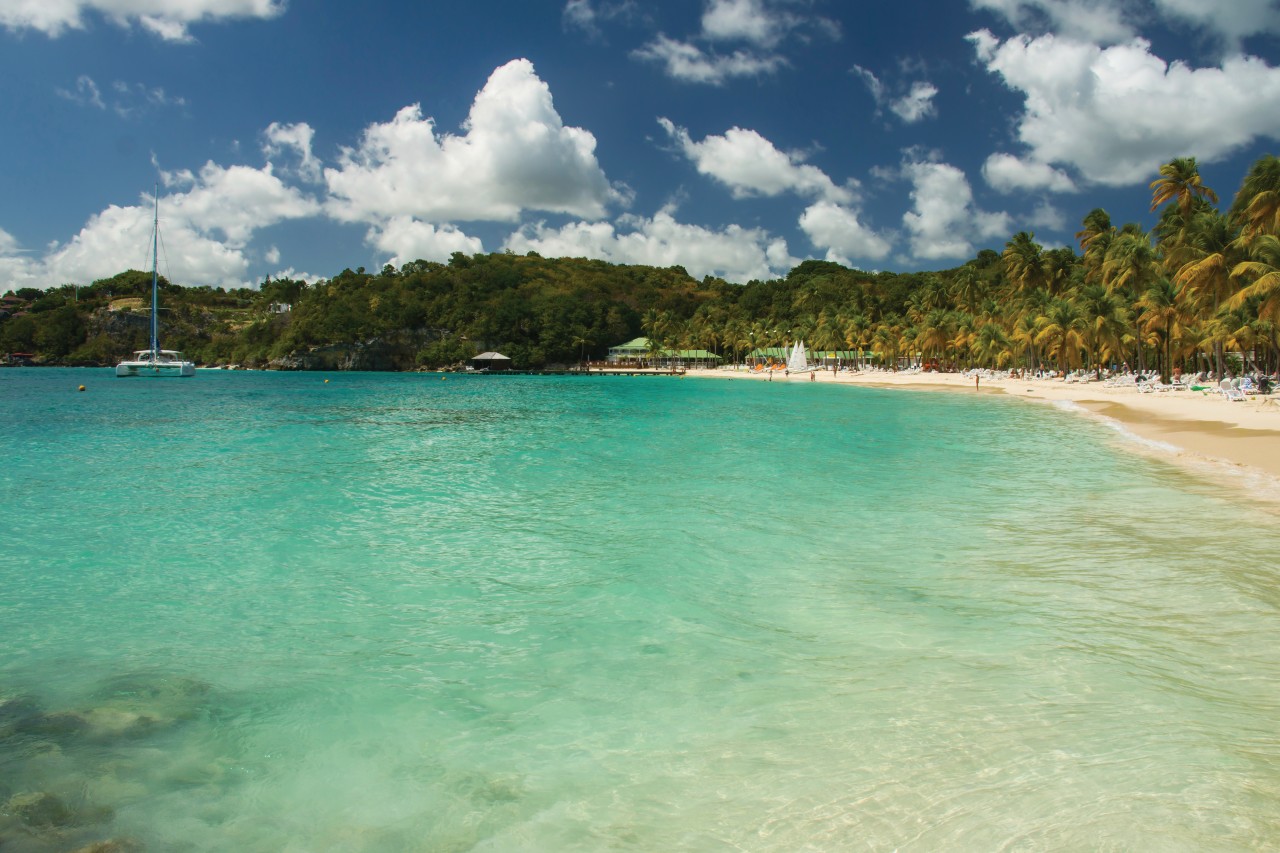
(115, 361, 195, 377)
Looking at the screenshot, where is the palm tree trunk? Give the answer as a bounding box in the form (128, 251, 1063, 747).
(1164, 322, 1173, 384)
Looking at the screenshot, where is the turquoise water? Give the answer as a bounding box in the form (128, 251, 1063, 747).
(2, 368, 1279, 851)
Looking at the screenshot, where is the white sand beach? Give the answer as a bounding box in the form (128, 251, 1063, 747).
(687, 366, 1280, 488)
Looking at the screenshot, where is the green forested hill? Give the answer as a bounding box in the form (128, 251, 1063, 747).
(4, 155, 1280, 377)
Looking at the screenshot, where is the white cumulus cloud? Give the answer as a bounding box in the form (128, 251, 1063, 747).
(264, 121, 322, 183)
(982, 152, 1077, 192)
(561, 0, 640, 39)
(853, 66, 939, 124)
(368, 217, 484, 268)
(40, 202, 251, 290)
(702, 0, 789, 47)
(1151, 0, 1280, 49)
(632, 0, 836, 84)
(55, 75, 105, 109)
(504, 209, 795, 283)
(970, 29, 1280, 186)
(1028, 200, 1067, 230)
(971, 0, 1280, 51)
(658, 118, 852, 203)
(0, 226, 22, 256)
(632, 35, 785, 84)
(889, 81, 939, 123)
(902, 159, 1011, 260)
(325, 59, 617, 225)
(0, 0, 283, 41)
(798, 201, 892, 266)
(969, 0, 1132, 43)
(161, 161, 320, 245)
(7, 162, 319, 290)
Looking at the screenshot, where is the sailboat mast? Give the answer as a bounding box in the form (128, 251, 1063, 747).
(150, 185, 159, 358)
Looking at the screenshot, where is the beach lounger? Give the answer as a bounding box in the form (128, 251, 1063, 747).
(1220, 380, 1246, 401)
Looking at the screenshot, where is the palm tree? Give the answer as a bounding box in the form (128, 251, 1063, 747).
(1230, 154, 1280, 239)
(842, 312, 871, 369)
(1010, 311, 1041, 374)
(1003, 231, 1048, 295)
(918, 274, 949, 312)
(1080, 221, 1117, 287)
(725, 318, 748, 368)
(697, 315, 722, 364)
(1169, 209, 1240, 377)
(641, 308, 672, 367)
(1034, 297, 1087, 375)
(872, 320, 901, 369)
(949, 264, 987, 317)
(1229, 234, 1280, 324)
(1135, 278, 1190, 383)
(1076, 208, 1113, 254)
(950, 313, 977, 369)
(1150, 157, 1218, 219)
(1042, 246, 1078, 296)
(1077, 283, 1129, 376)
(916, 310, 952, 368)
(811, 310, 843, 371)
(971, 322, 1012, 368)
(571, 333, 593, 367)
(1102, 228, 1160, 296)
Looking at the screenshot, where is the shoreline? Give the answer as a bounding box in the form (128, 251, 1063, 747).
(686, 366, 1280, 492)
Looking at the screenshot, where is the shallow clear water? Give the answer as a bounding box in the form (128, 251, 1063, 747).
(2, 368, 1278, 851)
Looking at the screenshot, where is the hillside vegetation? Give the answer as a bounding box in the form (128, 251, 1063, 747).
(4, 155, 1280, 378)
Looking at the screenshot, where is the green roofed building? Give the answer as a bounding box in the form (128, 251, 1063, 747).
(607, 337, 650, 362)
(607, 337, 721, 368)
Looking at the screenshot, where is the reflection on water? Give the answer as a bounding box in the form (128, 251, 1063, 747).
(1, 369, 1278, 851)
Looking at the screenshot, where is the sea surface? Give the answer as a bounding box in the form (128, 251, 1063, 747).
(2, 368, 1279, 851)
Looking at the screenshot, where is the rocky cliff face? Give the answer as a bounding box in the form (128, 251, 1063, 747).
(90, 308, 151, 340)
(267, 335, 424, 371)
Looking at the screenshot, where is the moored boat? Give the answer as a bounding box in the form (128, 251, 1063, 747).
(115, 186, 194, 379)
(116, 349, 195, 377)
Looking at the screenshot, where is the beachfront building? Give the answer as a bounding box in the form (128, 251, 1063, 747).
(607, 337, 721, 369)
(471, 351, 512, 371)
(607, 338, 650, 365)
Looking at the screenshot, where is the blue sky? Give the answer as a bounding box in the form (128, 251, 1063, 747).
(3, 0, 1280, 290)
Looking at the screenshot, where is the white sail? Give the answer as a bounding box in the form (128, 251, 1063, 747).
(786, 340, 808, 372)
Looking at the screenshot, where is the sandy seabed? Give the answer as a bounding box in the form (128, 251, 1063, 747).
(685, 366, 1280, 502)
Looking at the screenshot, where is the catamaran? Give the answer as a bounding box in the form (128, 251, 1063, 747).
(115, 188, 194, 378)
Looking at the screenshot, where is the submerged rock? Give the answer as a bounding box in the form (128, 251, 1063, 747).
(0, 695, 44, 739)
(13, 711, 91, 739)
(69, 837, 142, 853)
(91, 673, 212, 707)
(76, 672, 215, 738)
(5, 790, 73, 828)
(78, 708, 162, 741)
